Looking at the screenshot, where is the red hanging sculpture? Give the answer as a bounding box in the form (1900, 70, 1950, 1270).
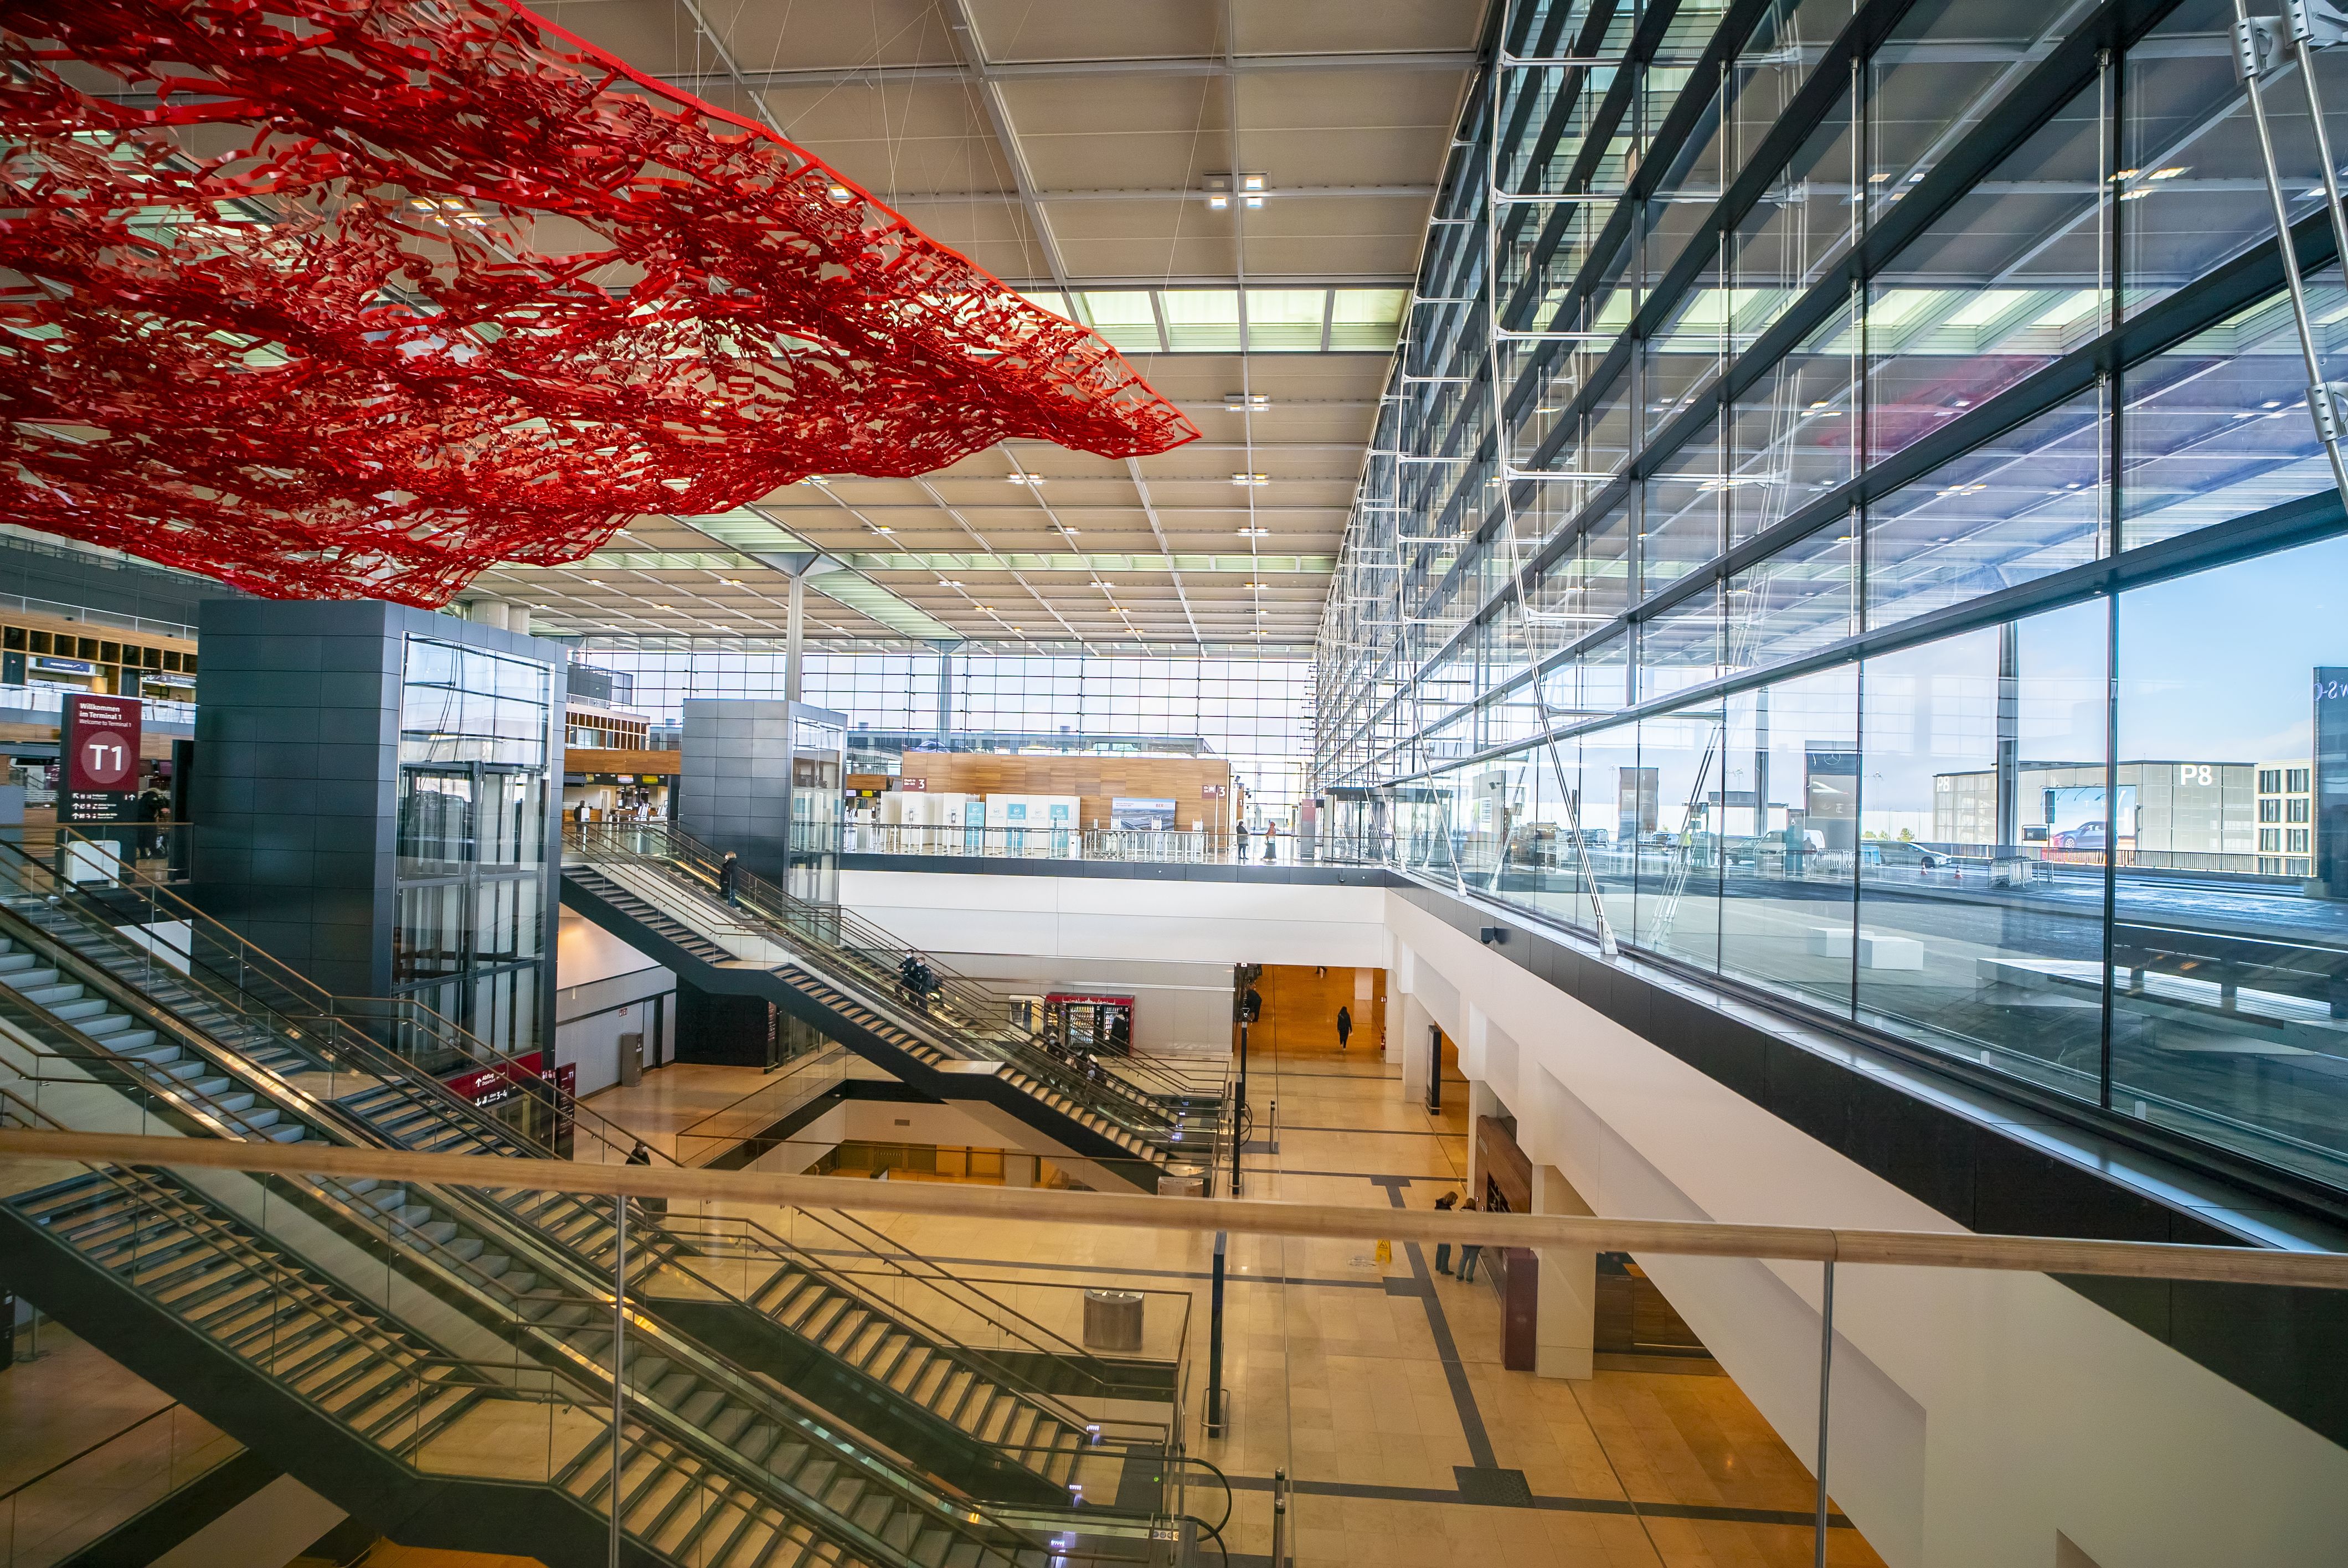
(0, 0, 1197, 604)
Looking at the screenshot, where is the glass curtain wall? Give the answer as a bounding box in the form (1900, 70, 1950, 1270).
(393, 635, 555, 1058)
(574, 644, 1316, 813)
(1315, 0, 2348, 1194)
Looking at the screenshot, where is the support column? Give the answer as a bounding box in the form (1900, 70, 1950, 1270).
(1399, 992, 1435, 1106)
(1533, 1163, 1598, 1380)
(1995, 620, 2020, 856)
(784, 571, 806, 705)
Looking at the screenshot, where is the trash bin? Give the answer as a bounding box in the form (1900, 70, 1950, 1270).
(1157, 1163, 1206, 1197)
(1083, 1288, 1145, 1353)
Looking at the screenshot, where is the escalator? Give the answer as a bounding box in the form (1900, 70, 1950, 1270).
(560, 826, 1219, 1193)
(0, 844, 1199, 1564)
(0, 1142, 1021, 1568)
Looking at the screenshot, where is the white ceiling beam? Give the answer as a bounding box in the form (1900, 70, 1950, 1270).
(655, 50, 1480, 91)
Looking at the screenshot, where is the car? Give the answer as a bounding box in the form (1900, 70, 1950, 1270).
(1862, 839, 1947, 870)
(2050, 821, 2107, 852)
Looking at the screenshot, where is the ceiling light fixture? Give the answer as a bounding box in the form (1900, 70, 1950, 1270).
(1007, 473, 1046, 486)
(1237, 525, 1269, 538)
(1232, 473, 1269, 487)
(1224, 392, 1271, 412)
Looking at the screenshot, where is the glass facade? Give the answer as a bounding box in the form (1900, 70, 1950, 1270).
(575, 643, 1316, 814)
(1315, 0, 2348, 1194)
(394, 635, 555, 1057)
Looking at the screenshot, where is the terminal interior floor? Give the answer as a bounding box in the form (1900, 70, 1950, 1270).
(579, 1015, 1886, 1567)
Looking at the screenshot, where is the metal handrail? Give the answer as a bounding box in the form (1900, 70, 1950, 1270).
(11, 829, 657, 1167)
(0, 1401, 224, 1507)
(570, 824, 1207, 1141)
(0, 886, 1172, 1492)
(0, 1049, 1054, 1568)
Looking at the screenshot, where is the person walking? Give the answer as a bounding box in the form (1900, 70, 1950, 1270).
(625, 1141, 667, 1215)
(1261, 822, 1278, 862)
(133, 782, 169, 860)
(1336, 1003, 1353, 1051)
(1432, 1189, 1460, 1274)
(1455, 1198, 1483, 1283)
(717, 850, 739, 905)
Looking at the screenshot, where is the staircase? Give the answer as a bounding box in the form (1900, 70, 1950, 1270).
(559, 826, 1218, 1192)
(0, 847, 1175, 1521)
(0, 1159, 1016, 1568)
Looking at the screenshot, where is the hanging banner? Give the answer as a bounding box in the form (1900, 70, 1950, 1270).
(61, 693, 142, 825)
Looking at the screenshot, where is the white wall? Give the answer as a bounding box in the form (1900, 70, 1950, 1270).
(555, 907, 674, 1095)
(838, 866, 2348, 1565)
(841, 870, 1387, 971)
(1386, 898, 2348, 1568)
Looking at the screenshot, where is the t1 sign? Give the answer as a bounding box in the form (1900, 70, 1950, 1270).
(63, 693, 141, 824)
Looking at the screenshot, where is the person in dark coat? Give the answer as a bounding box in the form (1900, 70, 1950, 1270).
(1432, 1189, 1459, 1274)
(1336, 1004, 1353, 1051)
(717, 850, 739, 905)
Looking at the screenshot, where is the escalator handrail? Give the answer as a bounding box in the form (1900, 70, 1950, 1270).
(6, 831, 655, 1167)
(0, 898, 1156, 1479)
(0, 1020, 1055, 1568)
(571, 826, 1189, 1143)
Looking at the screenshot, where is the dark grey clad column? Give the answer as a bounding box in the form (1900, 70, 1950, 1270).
(189, 598, 568, 1059)
(677, 697, 845, 899)
(678, 698, 794, 881)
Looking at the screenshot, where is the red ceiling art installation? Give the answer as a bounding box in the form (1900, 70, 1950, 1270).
(0, 0, 1198, 604)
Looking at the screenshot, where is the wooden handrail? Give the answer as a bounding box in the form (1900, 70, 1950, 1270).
(3, 1127, 2345, 1289)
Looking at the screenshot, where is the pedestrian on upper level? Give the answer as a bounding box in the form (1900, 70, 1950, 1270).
(1456, 1198, 1483, 1283)
(1336, 1003, 1353, 1051)
(717, 849, 739, 905)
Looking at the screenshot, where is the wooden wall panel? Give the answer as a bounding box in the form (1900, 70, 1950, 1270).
(896, 752, 1236, 833)
(564, 748, 682, 777)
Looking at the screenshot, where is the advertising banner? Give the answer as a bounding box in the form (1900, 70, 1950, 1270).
(1110, 797, 1177, 831)
(2043, 785, 2138, 855)
(61, 693, 142, 825)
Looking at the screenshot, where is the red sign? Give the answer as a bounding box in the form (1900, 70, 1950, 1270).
(63, 693, 142, 823)
(445, 1050, 545, 1108)
(899, 777, 928, 791)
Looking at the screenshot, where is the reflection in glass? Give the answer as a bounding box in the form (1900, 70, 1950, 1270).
(2112, 539, 2348, 1188)
(1718, 666, 1858, 1012)
(1853, 604, 2110, 1098)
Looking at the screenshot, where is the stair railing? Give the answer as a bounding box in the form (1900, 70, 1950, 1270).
(569, 824, 1213, 1149)
(0, 874, 1175, 1485)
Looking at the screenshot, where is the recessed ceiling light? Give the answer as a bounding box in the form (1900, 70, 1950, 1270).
(938, 579, 963, 587)
(826, 182, 853, 202)
(1224, 393, 1271, 412)
(1007, 473, 1046, 486)
(719, 577, 744, 586)
(1232, 473, 1269, 487)
(586, 579, 605, 585)
(1237, 526, 1269, 538)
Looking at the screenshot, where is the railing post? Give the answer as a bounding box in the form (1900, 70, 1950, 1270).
(1203, 1231, 1227, 1437)
(611, 1192, 627, 1567)
(1814, 1257, 1834, 1568)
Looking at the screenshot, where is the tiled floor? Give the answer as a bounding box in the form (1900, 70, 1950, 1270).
(0, 1323, 241, 1564)
(587, 1015, 1886, 1567)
